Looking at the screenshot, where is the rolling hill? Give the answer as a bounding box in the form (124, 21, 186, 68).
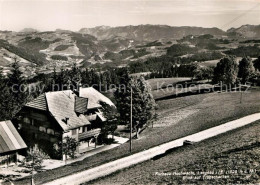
(79, 25, 226, 41)
(227, 24, 260, 38)
(0, 24, 259, 76)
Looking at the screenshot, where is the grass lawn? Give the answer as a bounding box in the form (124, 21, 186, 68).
(88, 121, 260, 185)
(14, 88, 260, 185)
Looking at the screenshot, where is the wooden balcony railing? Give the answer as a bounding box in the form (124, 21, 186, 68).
(78, 128, 101, 141)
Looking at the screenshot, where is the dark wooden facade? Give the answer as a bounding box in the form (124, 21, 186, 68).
(13, 89, 113, 160)
(15, 107, 63, 159)
(14, 107, 103, 159)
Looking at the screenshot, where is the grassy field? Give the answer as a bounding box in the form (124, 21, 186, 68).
(199, 59, 220, 67)
(147, 77, 191, 90)
(151, 84, 214, 100)
(14, 88, 260, 185)
(147, 77, 213, 100)
(88, 121, 260, 185)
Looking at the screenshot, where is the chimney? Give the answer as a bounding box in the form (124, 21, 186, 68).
(73, 82, 82, 97)
(77, 82, 82, 93)
(64, 117, 69, 124)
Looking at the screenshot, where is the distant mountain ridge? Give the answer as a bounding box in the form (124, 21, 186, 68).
(79, 25, 226, 41)
(227, 24, 260, 38)
(20, 28, 38, 33)
(0, 24, 260, 76)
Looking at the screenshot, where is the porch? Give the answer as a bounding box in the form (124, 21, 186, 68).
(78, 128, 101, 153)
(42, 135, 128, 170)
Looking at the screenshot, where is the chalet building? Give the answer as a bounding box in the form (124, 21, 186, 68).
(15, 87, 114, 159)
(0, 120, 27, 166)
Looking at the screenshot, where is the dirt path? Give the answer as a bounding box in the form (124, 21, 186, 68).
(43, 113, 260, 185)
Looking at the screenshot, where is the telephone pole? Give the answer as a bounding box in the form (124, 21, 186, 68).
(130, 87, 133, 153)
(31, 148, 35, 185)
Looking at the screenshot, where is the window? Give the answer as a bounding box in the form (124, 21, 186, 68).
(39, 126, 46, 133)
(83, 126, 88, 132)
(72, 129, 77, 135)
(47, 128, 55, 135)
(78, 127, 83, 134)
(23, 117, 30, 124)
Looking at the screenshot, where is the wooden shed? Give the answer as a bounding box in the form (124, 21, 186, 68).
(0, 120, 27, 166)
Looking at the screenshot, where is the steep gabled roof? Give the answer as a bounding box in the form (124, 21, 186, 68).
(79, 87, 114, 109)
(96, 112, 106, 122)
(26, 94, 47, 111)
(24, 88, 113, 130)
(0, 120, 27, 154)
(45, 90, 90, 131)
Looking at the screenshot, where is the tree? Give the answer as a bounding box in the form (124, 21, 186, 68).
(69, 63, 82, 90)
(98, 101, 118, 143)
(114, 68, 132, 124)
(0, 68, 10, 120)
(238, 57, 255, 84)
(253, 56, 260, 72)
(0, 85, 18, 120)
(24, 145, 50, 171)
(0, 60, 28, 120)
(114, 69, 157, 138)
(167, 44, 197, 57)
(100, 71, 112, 91)
(23, 145, 49, 185)
(8, 59, 27, 102)
(213, 56, 239, 86)
(8, 59, 24, 87)
(0, 67, 3, 80)
(194, 66, 214, 81)
(131, 76, 157, 138)
(54, 136, 79, 163)
(90, 69, 101, 90)
(190, 63, 200, 81)
(53, 67, 69, 91)
(81, 68, 91, 86)
(52, 66, 57, 84)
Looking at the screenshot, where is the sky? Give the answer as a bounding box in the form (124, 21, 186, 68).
(0, 0, 259, 31)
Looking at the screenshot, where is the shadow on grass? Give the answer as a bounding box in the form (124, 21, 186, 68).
(151, 145, 193, 161)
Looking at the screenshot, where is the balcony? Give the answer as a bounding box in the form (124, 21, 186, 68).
(86, 114, 97, 121)
(78, 128, 101, 141)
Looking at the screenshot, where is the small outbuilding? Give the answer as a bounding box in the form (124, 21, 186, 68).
(0, 120, 27, 166)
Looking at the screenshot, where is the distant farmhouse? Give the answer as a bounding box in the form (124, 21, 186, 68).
(0, 120, 27, 166)
(14, 87, 114, 159)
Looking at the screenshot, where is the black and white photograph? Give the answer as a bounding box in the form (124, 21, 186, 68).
(0, 0, 260, 184)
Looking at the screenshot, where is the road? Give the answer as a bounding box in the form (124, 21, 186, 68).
(43, 113, 260, 185)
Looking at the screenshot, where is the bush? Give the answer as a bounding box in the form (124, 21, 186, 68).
(167, 44, 197, 57)
(54, 45, 72, 51)
(224, 45, 260, 57)
(98, 136, 115, 145)
(132, 49, 150, 58)
(51, 55, 68, 61)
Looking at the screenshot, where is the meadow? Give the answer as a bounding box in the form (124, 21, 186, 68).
(88, 121, 260, 185)
(15, 88, 260, 185)
(146, 77, 191, 90)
